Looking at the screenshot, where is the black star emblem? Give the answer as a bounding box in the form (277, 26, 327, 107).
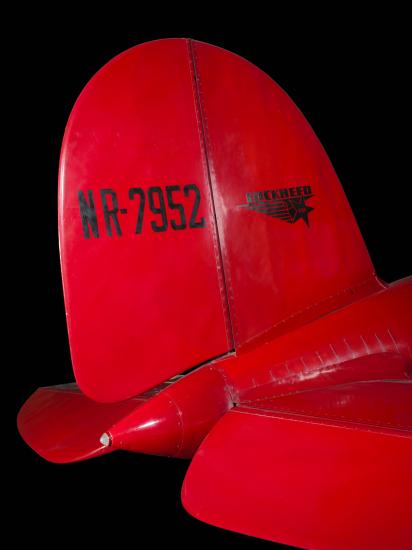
(286, 197, 314, 226)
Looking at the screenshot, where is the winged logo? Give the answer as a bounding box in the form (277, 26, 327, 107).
(239, 186, 314, 226)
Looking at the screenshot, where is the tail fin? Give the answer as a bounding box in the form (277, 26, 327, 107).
(190, 40, 378, 346)
(58, 38, 378, 403)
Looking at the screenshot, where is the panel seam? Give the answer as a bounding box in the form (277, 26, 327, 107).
(186, 39, 235, 349)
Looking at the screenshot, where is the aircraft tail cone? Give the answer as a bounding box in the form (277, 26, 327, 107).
(105, 392, 185, 457)
(104, 365, 233, 459)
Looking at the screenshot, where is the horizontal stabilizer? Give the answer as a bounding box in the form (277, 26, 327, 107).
(182, 379, 412, 549)
(17, 384, 148, 463)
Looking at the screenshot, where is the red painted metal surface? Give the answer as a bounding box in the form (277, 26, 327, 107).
(17, 365, 234, 462)
(17, 384, 148, 463)
(191, 40, 375, 347)
(238, 351, 412, 403)
(18, 38, 412, 549)
(104, 363, 233, 458)
(58, 38, 387, 404)
(59, 39, 232, 403)
(241, 379, 412, 429)
(182, 383, 412, 549)
(223, 276, 412, 401)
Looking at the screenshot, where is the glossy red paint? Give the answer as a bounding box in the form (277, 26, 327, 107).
(191, 40, 375, 347)
(17, 383, 147, 463)
(238, 351, 412, 403)
(58, 38, 383, 404)
(241, 379, 412, 428)
(18, 38, 412, 549)
(224, 276, 412, 401)
(182, 393, 412, 549)
(17, 364, 234, 463)
(59, 39, 232, 403)
(105, 363, 233, 458)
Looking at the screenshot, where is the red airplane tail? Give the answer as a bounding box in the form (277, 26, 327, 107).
(18, 38, 412, 549)
(56, 38, 383, 404)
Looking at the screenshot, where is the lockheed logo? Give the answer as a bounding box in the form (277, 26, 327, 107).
(239, 185, 314, 226)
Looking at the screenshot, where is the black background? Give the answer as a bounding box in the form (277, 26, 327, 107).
(11, 13, 411, 549)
